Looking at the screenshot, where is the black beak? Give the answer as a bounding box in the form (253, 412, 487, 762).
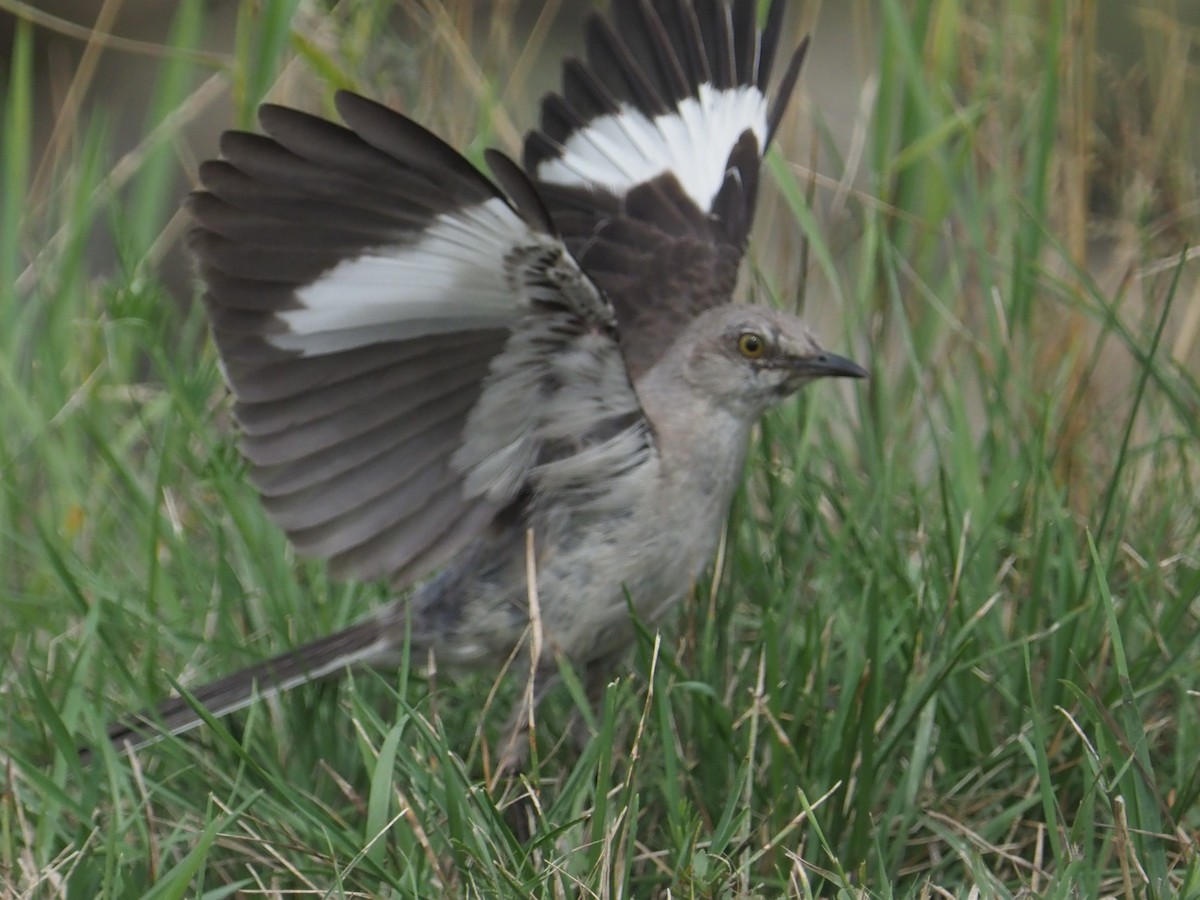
(795, 352, 868, 380)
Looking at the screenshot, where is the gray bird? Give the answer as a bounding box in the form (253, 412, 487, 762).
(103, 0, 866, 758)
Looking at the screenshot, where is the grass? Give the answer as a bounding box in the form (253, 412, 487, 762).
(2, 0, 1198, 896)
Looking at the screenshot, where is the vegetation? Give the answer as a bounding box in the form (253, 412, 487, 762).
(1, 0, 1197, 895)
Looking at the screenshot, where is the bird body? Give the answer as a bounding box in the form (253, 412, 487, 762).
(101, 0, 867, 754)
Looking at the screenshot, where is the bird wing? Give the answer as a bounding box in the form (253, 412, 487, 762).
(189, 1, 807, 586)
(523, 0, 808, 380)
(190, 92, 648, 585)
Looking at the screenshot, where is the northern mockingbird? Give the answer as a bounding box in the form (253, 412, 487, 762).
(103, 0, 866, 756)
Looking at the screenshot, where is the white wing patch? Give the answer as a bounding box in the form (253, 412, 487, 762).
(270, 197, 531, 356)
(535, 84, 768, 211)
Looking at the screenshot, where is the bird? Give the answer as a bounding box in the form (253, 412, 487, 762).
(101, 0, 866, 761)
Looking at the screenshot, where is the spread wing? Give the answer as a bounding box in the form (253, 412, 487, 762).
(524, 0, 808, 380)
(189, 92, 649, 584)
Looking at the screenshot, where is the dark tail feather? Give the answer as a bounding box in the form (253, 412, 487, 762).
(93, 617, 394, 759)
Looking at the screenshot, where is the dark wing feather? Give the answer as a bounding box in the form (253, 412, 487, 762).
(612, 1, 692, 106)
(523, 0, 809, 379)
(695, 0, 736, 89)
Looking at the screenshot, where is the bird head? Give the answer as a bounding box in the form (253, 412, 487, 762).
(676, 305, 867, 419)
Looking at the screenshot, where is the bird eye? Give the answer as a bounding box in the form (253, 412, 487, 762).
(737, 331, 767, 359)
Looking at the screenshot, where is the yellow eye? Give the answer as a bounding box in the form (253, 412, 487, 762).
(737, 331, 767, 359)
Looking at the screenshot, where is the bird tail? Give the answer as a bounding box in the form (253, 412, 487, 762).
(98, 616, 399, 757)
